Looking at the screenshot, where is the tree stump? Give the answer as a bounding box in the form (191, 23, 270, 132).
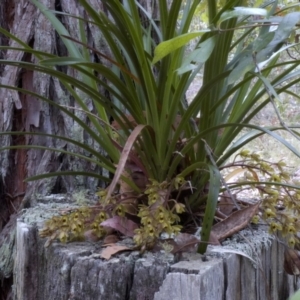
(14, 195, 300, 300)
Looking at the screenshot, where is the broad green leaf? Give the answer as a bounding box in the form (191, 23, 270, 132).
(105, 125, 147, 201)
(228, 55, 254, 84)
(252, 31, 275, 53)
(152, 30, 210, 64)
(177, 36, 216, 75)
(176, 63, 198, 74)
(259, 12, 300, 58)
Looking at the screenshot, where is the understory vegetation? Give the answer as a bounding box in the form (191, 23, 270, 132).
(1, 0, 300, 260)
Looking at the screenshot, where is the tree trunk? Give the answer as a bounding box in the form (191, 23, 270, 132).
(0, 0, 157, 298)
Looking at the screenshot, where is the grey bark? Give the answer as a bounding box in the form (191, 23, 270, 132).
(0, 0, 112, 208)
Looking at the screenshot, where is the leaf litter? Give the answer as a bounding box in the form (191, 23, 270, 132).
(100, 244, 132, 260)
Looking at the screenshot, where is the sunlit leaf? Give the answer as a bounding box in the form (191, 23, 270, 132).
(152, 30, 210, 64)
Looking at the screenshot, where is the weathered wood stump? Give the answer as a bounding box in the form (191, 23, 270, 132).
(13, 195, 300, 300)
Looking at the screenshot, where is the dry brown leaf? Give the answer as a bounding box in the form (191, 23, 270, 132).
(120, 198, 139, 216)
(208, 231, 221, 246)
(218, 191, 236, 216)
(100, 245, 131, 260)
(100, 216, 139, 237)
(110, 138, 148, 178)
(284, 248, 300, 275)
(119, 168, 139, 205)
(119, 168, 135, 195)
(105, 125, 146, 201)
(103, 234, 120, 245)
(84, 230, 101, 243)
(211, 201, 260, 241)
(119, 169, 147, 201)
(173, 233, 200, 253)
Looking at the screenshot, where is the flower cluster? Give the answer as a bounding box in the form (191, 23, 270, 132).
(133, 178, 185, 248)
(39, 207, 109, 246)
(238, 149, 300, 248)
(39, 176, 186, 248)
